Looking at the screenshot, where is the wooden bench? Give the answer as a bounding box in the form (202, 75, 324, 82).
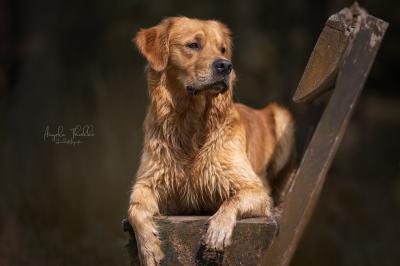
(123, 3, 388, 265)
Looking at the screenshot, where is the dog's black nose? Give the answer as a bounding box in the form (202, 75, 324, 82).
(213, 59, 233, 75)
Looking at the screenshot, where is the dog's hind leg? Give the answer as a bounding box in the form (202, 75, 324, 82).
(128, 181, 163, 266)
(265, 103, 295, 177)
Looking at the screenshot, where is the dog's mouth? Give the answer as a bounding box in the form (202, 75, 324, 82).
(186, 80, 229, 96)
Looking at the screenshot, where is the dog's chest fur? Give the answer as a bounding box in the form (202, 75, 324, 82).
(156, 145, 232, 214)
(143, 92, 238, 214)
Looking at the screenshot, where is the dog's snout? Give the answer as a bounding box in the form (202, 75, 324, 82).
(213, 59, 233, 75)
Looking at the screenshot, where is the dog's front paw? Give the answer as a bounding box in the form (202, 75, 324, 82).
(139, 234, 164, 266)
(204, 212, 236, 251)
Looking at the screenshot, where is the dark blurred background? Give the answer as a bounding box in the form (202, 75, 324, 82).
(0, 0, 399, 265)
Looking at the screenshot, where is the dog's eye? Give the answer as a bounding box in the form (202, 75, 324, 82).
(186, 42, 200, 50)
(221, 47, 226, 54)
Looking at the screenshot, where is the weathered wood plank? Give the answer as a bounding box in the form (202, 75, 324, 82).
(123, 216, 278, 266)
(292, 7, 353, 103)
(263, 4, 388, 266)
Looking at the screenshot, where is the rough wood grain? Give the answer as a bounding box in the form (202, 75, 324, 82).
(123, 216, 278, 266)
(293, 5, 354, 103)
(263, 4, 388, 266)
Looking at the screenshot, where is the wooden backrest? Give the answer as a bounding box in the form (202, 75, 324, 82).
(264, 3, 388, 266)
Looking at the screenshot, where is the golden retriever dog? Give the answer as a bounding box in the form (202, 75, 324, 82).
(128, 17, 294, 265)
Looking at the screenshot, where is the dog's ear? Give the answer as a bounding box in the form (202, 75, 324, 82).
(134, 18, 173, 72)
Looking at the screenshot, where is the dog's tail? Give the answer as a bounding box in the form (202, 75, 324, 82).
(264, 103, 295, 177)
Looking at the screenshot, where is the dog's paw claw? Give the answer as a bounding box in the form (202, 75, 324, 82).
(204, 213, 235, 251)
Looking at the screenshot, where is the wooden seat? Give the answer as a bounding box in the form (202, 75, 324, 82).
(124, 216, 278, 265)
(123, 3, 388, 265)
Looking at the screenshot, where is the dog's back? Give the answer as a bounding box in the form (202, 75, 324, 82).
(235, 103, 294, 178)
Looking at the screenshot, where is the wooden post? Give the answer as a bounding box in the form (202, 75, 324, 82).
(263, 3, 388, 266)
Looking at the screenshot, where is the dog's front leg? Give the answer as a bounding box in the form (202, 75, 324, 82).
(128, 182, 163, 266)
(204, 186, 272, 251)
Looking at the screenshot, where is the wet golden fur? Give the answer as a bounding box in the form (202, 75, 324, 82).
(128, 17, 294, 265)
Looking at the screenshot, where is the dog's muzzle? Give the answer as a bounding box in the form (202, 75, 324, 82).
(186, 80, 229, 96)
(213, 59, 233, 76)
(210, 80, 229, 93)
(186, 59, 232, 96)
(186, 85, 197, 96)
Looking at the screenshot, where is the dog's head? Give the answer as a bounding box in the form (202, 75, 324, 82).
(135, 17, 236, 96)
